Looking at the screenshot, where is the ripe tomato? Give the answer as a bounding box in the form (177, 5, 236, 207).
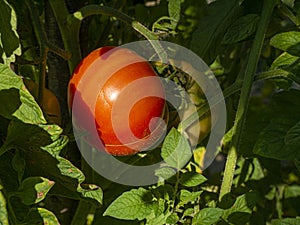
(23, 79, 62, 125)
(68, 47, 166, 156)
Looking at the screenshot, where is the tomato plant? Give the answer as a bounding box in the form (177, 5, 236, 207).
(68, 47, 166, 156)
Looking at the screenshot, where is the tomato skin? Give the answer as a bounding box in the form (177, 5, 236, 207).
(68, 47, 165, 156)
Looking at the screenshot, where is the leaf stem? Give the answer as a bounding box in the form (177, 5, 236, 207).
(219, 0, 277, 201)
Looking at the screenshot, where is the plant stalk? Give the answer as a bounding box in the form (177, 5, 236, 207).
(219, 0, 277, 201)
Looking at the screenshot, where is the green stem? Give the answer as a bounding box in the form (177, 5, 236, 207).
(71, 5, 158, 40)
(70, 5, 168, 62)
(219, 0, 277, 201)
(48, 0, 82, 74)
(70, 200, 91, 225)
(26, 0, 48, 107)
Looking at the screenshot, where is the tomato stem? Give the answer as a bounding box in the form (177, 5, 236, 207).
(219, 0, 277, 201)
(48, 0, 82, 74)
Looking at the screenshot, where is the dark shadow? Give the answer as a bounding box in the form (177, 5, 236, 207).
(0, 88, 21, 119)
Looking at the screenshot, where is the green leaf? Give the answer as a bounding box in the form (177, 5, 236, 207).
(271, 218, 300, 225)
(284, 185, 300, 198)
(281, 0, 295, 8)
(155, 167, 176, 181)
(146, 212, 168, 225)
(270, 52, 299, 69)
(179, 171, 207, 187)
(0, 190, 9, 225)
(285, 120, 300, 146)
(12, 150, 26, 183)
(104, 188, 155, 220)
(0, 120, 53, 156)
(251, 90, 300, 160)
(234, 158, 265, 187)
(222, 14, 259, 44)
(152, 184, 174, 203)
(222, 192, 259, 225)
(190, 0, 242, 64)
(161, 128, 192, 169)
(270, 31, 300, 56)
(179, 189, 203, 205)
(192, 207, 223, 225)
(253, 118, 300, 160)
(15, 176, 54, 205)
(168, 0, 181, 29)
(166, 213, 179, 224)
(25, 207, 60, 225)
(41, 135, 69, 157)
(1, 120, 102, 206)
(0, 0, 21, 64)
(183, 208, 194, 217)
(0, 64, 46, 124)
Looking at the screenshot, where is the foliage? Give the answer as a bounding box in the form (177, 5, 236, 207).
(0, 0, 300, 224)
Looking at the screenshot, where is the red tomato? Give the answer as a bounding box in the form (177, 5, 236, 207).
(68, 47, 166, 156)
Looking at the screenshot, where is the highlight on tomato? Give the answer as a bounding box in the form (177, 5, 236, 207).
(68, 46, 166, 156)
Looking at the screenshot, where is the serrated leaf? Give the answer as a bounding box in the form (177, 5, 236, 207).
(179, 171, 207, 187)
(190, 0, 242, 64)
(222, 14, 259, 44)
(192, 208, 223, 225)
(161, 128, 192, 169)
(0, 0, 21, 64)
(271, 218, 300, 225)
(15, 176, 54, 205)
(0, 190, 9, 225)
(41, 135, 69, 157)
(270, 31, 300, 56)
(104, 188, 155, 220)
(0, 64, 46, 124)
(25, 207, 60, 225)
